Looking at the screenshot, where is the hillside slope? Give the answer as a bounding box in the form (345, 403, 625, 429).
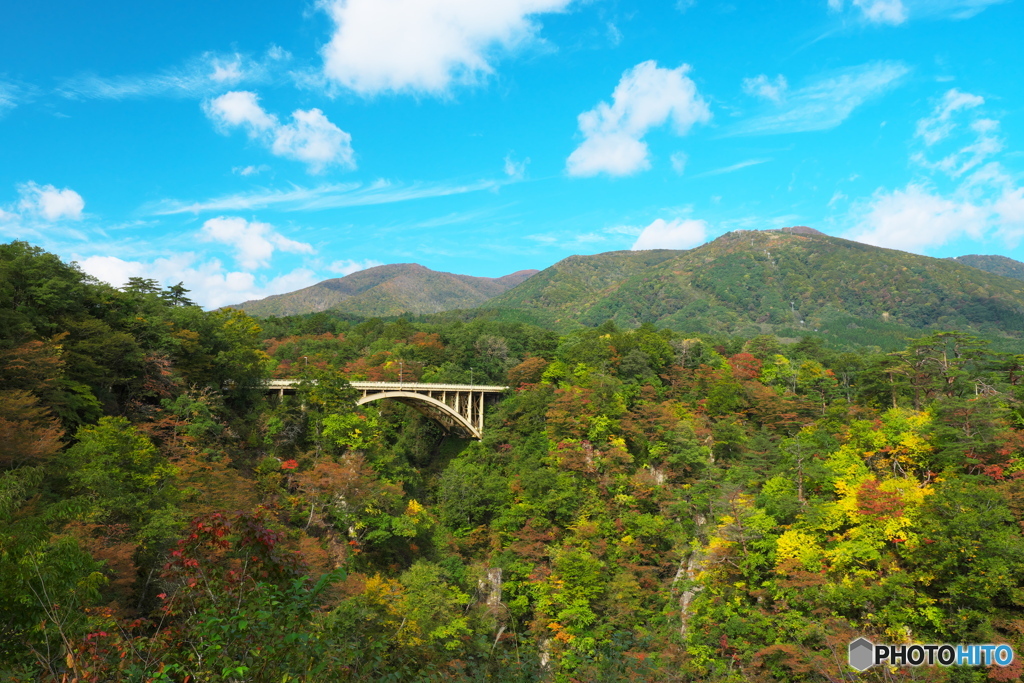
(486, 249, 681, 327)
(230, 264, 538, 317)
(489, 230, 1024, 349)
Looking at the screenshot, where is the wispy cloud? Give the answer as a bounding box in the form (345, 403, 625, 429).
(911, 0, 1011, 20)
(233, 164, 271, 177)
(0, 78, 36, 116)
(691, 158, 772, 178)
(742, 74, 788, 102)
(914, 88, 984, 145)
(145, 178, 505, 216)
(0, 81, 19, 115)
(56, 48, 290, 100)
(731, 61, 910, 136)
(830, 0, 1009, 24)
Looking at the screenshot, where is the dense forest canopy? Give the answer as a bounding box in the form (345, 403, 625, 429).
(3, 240, 1024, 682)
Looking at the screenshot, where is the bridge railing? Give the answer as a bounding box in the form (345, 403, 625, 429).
(264, 379, 509, 392)
(350, 381, 509, 392)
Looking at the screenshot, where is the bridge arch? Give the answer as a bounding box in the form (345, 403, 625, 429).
(264, 380, 507, 439)
(356, 390, 481, 439)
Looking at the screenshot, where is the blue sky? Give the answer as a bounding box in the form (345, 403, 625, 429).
(1, 0, 1022, 308)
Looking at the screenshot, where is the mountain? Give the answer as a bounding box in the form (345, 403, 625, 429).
(951, 254, 1024, 281)
(490, 249, 680, 323)
(229, 264, 538, 317)
(486, 229, 1024, 350)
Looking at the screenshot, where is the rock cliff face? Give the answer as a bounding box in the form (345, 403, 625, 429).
(228, 264, 538, 317)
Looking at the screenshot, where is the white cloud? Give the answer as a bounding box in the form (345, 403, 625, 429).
(205, 90, 277, 131)
(329, 258, 384, 276)
(210, 55, 246, 84)
(204, 91, 354, 173)
(566, 61, 711, 177)
(671, 151, 688, 175)
(828, 0, 907, 23)
(57, 49, 288, 100)
(17, 182, 85, 221)
(732, 61, 909, 136)
(271, 108, 354, 173)
(847, 183, 986, 251)
(915, 88, 984, 145)
(77, 252, 320, 309)
(319, 0, 572, 96)
(504, 153, 529, 179)
(199, 216, 314, 270)
(854, 0, 908, 24)
(631, 218, 708, 250)
(742, 74, 788, 102)
(994, 187, 1024, 243)
(76, 255, 148, 287)
(233, 164, 271, 176)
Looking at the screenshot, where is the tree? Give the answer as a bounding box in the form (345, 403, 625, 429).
(0, 390, 63, 468)
(892, 332, 992, 409)
(62, 417, 179, 548)
(162, 281, 195, 307)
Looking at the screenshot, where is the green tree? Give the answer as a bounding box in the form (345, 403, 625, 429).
(62, 417, 179, 548)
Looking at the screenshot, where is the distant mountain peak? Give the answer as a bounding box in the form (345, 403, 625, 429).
(774, 225, 827, 236)
(228, 264, 539, 317)
(950, 254, 1024, 281)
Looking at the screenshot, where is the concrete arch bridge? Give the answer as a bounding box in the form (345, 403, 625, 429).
(265, 380, 508, 439)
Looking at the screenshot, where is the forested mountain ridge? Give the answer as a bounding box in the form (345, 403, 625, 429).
(952, 253, 1024, 281)
(229, 263, 538, 317)
(488, 229, 1024, 350)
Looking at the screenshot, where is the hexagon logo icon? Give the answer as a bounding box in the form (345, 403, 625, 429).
(849, 637, 875, 671)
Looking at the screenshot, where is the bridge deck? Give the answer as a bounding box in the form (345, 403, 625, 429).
(265, 379, 508, 392)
